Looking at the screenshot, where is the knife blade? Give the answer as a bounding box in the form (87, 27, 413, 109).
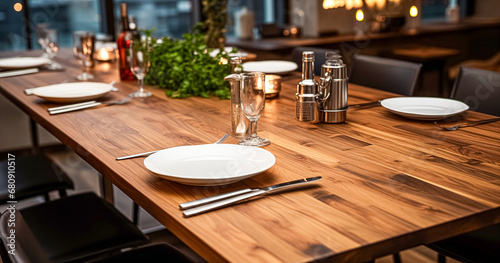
(181, 176, 322, 217)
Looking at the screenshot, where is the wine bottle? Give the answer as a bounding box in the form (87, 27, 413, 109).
(117, 3, 139, 81)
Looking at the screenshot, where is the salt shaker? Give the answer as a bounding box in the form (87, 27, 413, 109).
(296, 51, 320, 123)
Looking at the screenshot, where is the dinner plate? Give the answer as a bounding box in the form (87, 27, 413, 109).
(381, 97, 469, 120)
(32, 82, 114, 103)
(243, 60, 298, 74)
(0, 57, 51, 70)
(144, 144, 276, 186)
(209, 46, 248, 58)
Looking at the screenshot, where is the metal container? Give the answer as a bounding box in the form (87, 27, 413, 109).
(318, 52, 348, 123)
(296, 51, 320, 123)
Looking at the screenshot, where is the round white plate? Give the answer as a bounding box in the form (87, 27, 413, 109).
(243, 60, 298, 74)
(144, 144, 276, 186)
(0, 57, 51, 70)
(209, 46, 248, 58)
(381, 97, 469, 120)
(32, 82, 113, 103)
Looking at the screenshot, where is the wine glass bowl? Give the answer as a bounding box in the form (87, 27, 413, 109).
(42, 28, 63, 70)
(129, 40, 152, 97)
(239, 72, 270, 147)
(73, 31, 95, 81)
(36, 24, 49, 54)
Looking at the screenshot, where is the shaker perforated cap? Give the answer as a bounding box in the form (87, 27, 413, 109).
(302, 51, 315, 62)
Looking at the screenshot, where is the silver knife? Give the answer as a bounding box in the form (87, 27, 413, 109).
(182, 176, 322, 217)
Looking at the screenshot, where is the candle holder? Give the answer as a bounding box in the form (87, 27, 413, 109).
(283, 25, 302, 38)
(95, 46, 116, 62)
(265, 75, 282, 99)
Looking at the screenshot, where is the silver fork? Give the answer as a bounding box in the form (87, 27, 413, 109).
(434, 117, 500, 131)
(115, 133, 230, 160)
(48, 92, 135, 115)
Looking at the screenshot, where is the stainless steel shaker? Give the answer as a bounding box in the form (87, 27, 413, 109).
(296, 51, 320, 123)
(318, 52, 348, 123)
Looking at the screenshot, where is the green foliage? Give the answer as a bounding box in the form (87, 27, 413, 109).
(144, 24, 234, 99)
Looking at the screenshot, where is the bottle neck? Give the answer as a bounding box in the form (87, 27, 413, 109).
(302, 60, 314, 80)
(121, 16, 129, 32)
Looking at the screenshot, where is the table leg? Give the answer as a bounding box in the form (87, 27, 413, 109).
(29, 118, 39, 154)
(100, 173, 114, 204)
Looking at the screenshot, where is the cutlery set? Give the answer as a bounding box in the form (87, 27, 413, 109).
(48, 92, 135, 115)
(434, 117, 500, 131)
(0, 68, 39, 79)
(180, 176, 322, 217)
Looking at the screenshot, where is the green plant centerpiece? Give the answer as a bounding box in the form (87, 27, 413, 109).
(144, 24, 234, 99)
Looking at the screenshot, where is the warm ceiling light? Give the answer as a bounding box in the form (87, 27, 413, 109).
(323, 0, 335, 9)
(13, 3, 22, 12)
(356, 9, 364, 22)
(365, 0, 385, 9)
(410, 5, 418, 17)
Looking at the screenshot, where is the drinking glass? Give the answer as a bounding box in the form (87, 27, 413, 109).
(36, 24, 49, 57)
(42, 28, 63, 70)
(129, 40, 152, 97)
(73, 31, 95, 80)
(239, 72, 270, 146)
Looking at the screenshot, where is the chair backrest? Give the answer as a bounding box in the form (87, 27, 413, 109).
(349, 54, 422, 96)
(291, 46, 340, 76)
(0, 210, 51, 263)
(451, 66, 500, 116)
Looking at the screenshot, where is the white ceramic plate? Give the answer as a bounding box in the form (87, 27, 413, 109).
(209, 46, 248, 58)
(381, 97, 469, 120)
(243, 60, 298, 74)
(144, 144, 276, 186)
(0, 57, 51, 70)
(32, 82, 113, 103)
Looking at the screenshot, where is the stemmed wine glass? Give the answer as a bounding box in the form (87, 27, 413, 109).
(36, 24, 49, 58)
(129, 39, 152, 97)
(239, 72, 270, 146)
(73, 31, 95, 80)
(41, 28, 63, 70)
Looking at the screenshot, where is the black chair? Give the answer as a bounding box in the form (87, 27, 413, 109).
(0, 192, 149, 262)
(349, 54, 422, 96)
(89, 243, 193, 263)
(0, 153, 74, 203)
(450, 66, 500, 116)
(291, 46, 340, 76)
(426, 223, 500, 263)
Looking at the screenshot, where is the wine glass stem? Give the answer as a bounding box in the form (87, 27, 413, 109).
(137, 77, 144, 92)
(82, 61, 87, 74)
(250, 120, 258, 138)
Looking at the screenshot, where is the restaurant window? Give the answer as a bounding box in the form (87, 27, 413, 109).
(113, 0, 198, 39)
(226, 0, 287, 38)
(421, 0, 473, 21)
(0, 0, 101, 52)
(0, 1, 26, 51)
(0, 0, 199, 52)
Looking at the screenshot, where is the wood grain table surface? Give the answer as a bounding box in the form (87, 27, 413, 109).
(1, 49, 499, 262)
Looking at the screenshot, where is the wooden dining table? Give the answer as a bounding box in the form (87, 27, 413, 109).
(1, 49, 500, 262)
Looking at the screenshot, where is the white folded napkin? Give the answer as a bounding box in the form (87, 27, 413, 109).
(0, 68, 39, 79)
